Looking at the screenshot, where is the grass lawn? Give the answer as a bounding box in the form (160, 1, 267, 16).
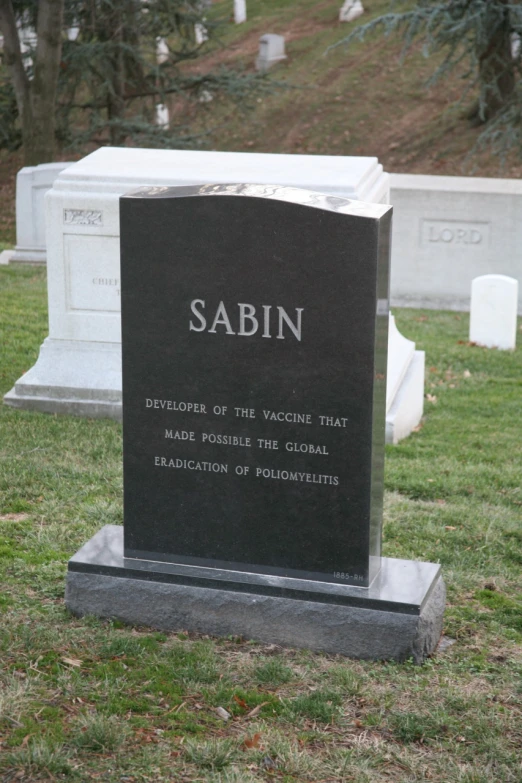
(0, 265, 521, 782)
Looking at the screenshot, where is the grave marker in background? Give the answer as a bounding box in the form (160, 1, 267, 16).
(339, 0, 364, 23)
(155, 103, 169, 128)
(11, 162, 73, 264)
(256, 34, 286, 71)
(194, 21, 208, 44)
(156, 37, 169, 64)
(234, 0, 246, 24)
(470, 274, 518, 350)
(65, 183, 445, 662)
(389, 174, 522, 314)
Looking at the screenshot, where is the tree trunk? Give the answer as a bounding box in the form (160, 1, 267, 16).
(106, 3, 126, 146)
(28, 0, 64, 164)
(0, 0, 31, 146)
(0, 0, 64, 165)
(468, 0, 515, 124)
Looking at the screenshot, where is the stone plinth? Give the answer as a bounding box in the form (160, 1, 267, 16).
(66, 526, 445, 663)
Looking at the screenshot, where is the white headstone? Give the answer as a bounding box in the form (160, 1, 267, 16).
(11, 162, 73, 264)
(155, 103, 169, 128)
(234, 0, 247, 24)
(339, 0, 364, 23)
(194, 22, 208, 44)
(470, 275, 518, 350)
(18, 23, 37, 67)
(256, 34, 286, 71)
(156, 37, 169, 64)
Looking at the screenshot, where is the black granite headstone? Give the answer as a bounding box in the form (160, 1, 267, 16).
(67, 183, 445, 661)
(119, 184, 391, 587)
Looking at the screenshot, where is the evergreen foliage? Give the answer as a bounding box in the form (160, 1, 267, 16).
(334, 0, 522, 160)
(0, 0, 273, 155)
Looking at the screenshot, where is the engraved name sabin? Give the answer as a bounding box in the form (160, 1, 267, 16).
(190, 300, 303, 341)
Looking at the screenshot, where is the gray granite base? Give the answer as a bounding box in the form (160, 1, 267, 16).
(66, 526, 445, 663)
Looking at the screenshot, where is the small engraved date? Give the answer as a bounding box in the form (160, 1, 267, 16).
(334, 572, 365, 582)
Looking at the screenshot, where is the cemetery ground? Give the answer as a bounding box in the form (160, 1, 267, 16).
(0, 267, 520, 782)
(182, 0, 522, 178)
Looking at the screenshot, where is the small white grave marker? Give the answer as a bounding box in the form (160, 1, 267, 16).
(256, 34, 286, 71)
(195, 22, 208, 44)
(470, 274, 518, 350)
(155, 103, 169, 128)
(339, 0, 364, 23)
(156, 37, 169, 64)
(234, 0, 247, 24)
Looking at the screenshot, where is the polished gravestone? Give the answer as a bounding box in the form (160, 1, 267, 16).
(66, 184, 445, 661)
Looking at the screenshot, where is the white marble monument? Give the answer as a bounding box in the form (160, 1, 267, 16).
(470, 275, 518, 350)
(256, 34, 286, 71)
(11, 162, 73, 264)
(390, 174, 522, 314)
(339, 0, 364, 23)
(386, 315, 424, 444)
(4, 147, 421, 442)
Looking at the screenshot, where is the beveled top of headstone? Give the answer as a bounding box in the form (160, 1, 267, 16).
(123, 182, 390, 217)
(120, 184, 392, 587)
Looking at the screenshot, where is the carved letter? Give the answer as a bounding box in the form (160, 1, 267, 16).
(209, 301, 236, 334)
(189, 299, 206, 332)
(277, 307, 303, 341)
(262, 305, 271, 338)
(238, 303, 259, 336)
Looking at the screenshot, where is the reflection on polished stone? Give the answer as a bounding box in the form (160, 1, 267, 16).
(70, 526, 440, 615)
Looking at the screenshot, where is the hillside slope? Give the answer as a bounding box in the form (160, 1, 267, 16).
(194, 0, 522, 178)
(1, 0, 520, 246)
